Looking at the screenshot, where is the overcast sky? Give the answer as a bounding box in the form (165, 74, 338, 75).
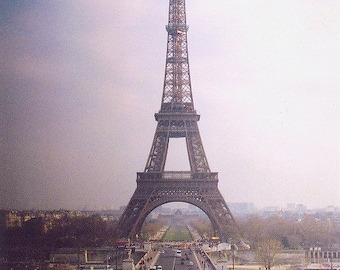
(1, 0, 339, 211)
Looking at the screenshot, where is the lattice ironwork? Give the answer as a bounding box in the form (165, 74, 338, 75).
(118, 174, 239, 242)
(161, 0, 193, 112)
(116, 0, 240, 242)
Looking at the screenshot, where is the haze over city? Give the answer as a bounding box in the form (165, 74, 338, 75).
(1, 1, 339, 211)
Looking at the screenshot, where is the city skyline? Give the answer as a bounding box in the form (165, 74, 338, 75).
(1, 1, 339, 211)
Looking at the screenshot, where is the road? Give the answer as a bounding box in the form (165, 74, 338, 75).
(155, 246, 200, 270)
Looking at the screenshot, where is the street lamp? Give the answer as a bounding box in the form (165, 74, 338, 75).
(228, 238, 238, 270)
(231, 244, 238, 270)
(329, 244, 333, 270)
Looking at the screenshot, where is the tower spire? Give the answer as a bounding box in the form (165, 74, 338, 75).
(162, 0, 193, 112)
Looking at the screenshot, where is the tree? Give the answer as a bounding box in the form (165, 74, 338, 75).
(140, 219, 167, 240)
(238, 215, 266, 248)
(256, 238, 283, 270)
(190, 217, 214, 240)
(23, 217, 44, 246)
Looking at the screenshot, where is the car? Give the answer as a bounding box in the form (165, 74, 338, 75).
(156, 265, 162, 270)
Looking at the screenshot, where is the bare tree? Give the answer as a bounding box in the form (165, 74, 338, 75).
(256, 238, 283, 270)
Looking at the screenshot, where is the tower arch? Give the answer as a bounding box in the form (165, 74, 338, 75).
(133, 198, 230, 242)
(117, 172, 240, 242)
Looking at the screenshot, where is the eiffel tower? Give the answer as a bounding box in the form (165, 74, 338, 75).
(116, 0, 240, 242)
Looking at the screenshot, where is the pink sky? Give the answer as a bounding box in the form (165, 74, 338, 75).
(1, 0, 339, 210)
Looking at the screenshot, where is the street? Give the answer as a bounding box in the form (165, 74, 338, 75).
(155, 246, 200, 270)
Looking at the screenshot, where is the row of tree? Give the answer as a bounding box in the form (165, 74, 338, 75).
(189, 214, 340, 249)
(190, 214, 340, 270)
(239, 214, 340, 249)
(1, 212, 339, 263)
(1, 214, 117, 261)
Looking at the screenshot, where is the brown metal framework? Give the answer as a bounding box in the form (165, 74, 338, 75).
(116, 0, 240, 242)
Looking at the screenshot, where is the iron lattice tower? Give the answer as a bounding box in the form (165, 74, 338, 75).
(117, 0, 240, 242)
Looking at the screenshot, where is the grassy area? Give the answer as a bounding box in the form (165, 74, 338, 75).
(162, 225, 193, 241)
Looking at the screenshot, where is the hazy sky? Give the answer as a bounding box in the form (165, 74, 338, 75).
(1, 0, 339, 211)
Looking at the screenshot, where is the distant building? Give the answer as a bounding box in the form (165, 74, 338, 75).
(158, 209, 199, 225)
(305, 246, 340, 264)
(302, 246, 340, 270)
(227, 202, 257, 216)
(296, 204, 307, 212)
(287, 203, 296, 211)
(5, 211, 22, 227)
